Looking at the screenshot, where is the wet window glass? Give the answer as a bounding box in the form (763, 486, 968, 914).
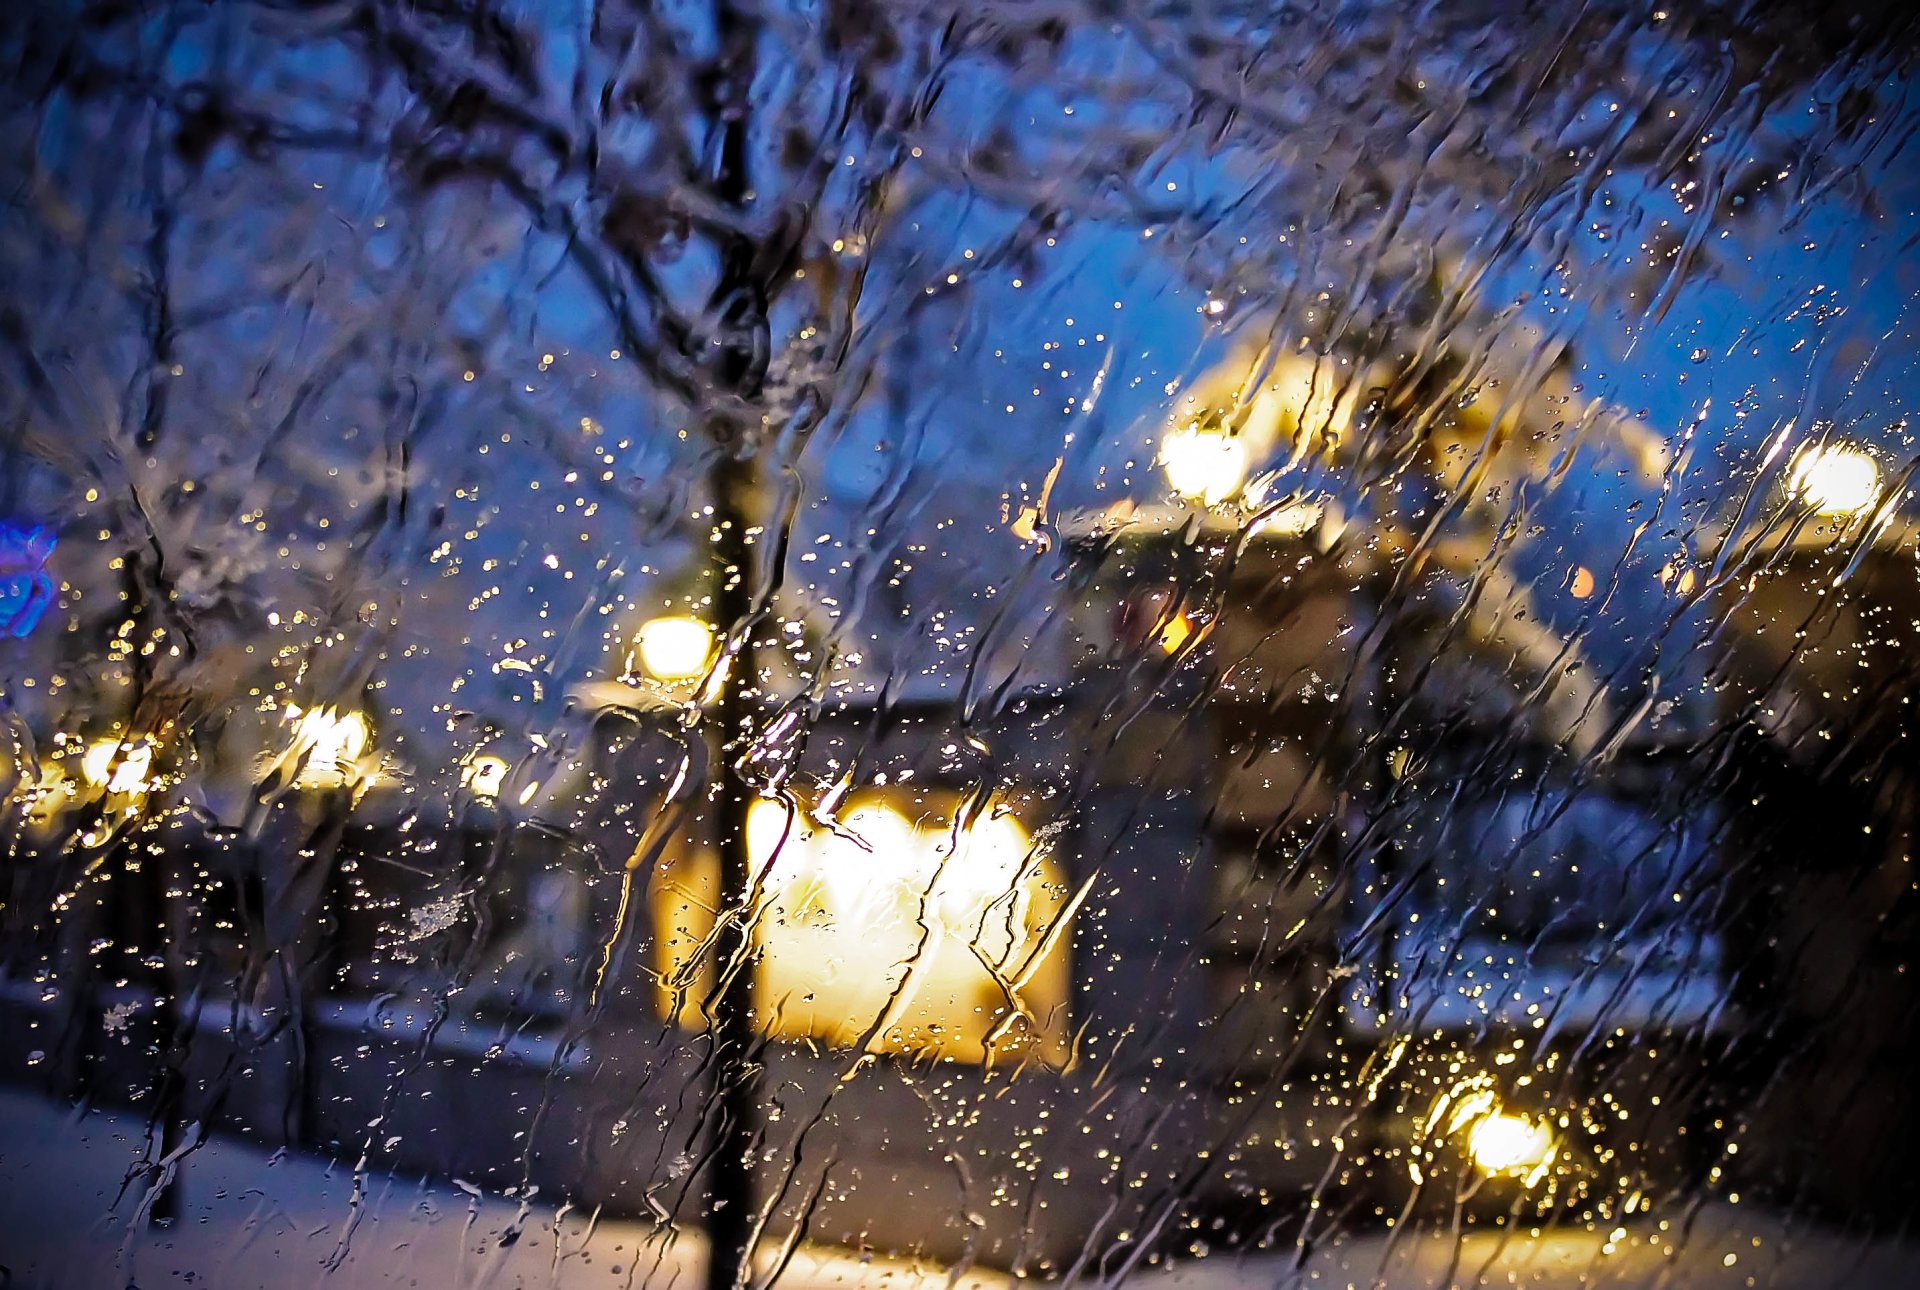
(2, 3, 1919, 1287)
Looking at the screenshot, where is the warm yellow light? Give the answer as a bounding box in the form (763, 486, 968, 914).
(693, 792, 1067, 1063)
(821, 801, 919, 915)
(931, 810, 1032, 932)
(635, 615, 716, 682)
(1250, 500, 1324, 539)
(285, 706, 373, 789)
(1788, 444, 1880, 518)
(747, 796, 1033, 934)
(1009, 505, 1041, 543)
(1465, 1111, 1557, 1178)
(1245, 359, 1357, 453)
(745, 797, 917, 918)
(1159, 424, 1249, 506)
(24, 764, 77, 826)
(78, 741, 114, 786)
(1156, 613, 1194, 654)
(462, 753, 510, 799)
(80, 739, 153, 795)
(747, 796, 797, 864)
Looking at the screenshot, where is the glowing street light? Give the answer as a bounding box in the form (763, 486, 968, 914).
(635, 614, 716, 682)
(284, 705, 373, 789)
(1155, 611, 1195, 654)
(462, 753, 510, 799)
(1787, 443, 1880, 518)
(1464, 1110, 1558, 1179)
(80, 738, 154, 796)
(1158, 423, 1250, 506)
(1426, 1077, 1559, 1187)
(1156, 351, 1363, 511)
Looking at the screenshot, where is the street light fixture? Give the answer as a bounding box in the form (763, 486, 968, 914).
(1464, 1110, 1558, 1179)
(1154, 610, 1196, 654)
(1156, 352, 1364, 510)
(1418, 1076, 1559, 1189)
(461, 753, 510, 799)
(1158, 422, 1250, 506)
(1787, 443, 1880, 519)
(284, 705, 373, 790)
(80, 737, 154, 796)
(635, 614, 717, 682)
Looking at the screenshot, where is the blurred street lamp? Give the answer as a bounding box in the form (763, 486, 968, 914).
(1787, 443, 1880, 518)
(80, 737, 154, 796)
(461, 753, 510, 799)
(1154, 610, 1196, 654)
(1465, 1110, 1557, 1179)
(284, 705, 373, 790)
(635, 614, 717, 682)
(1420, 1076, 1559, 1188)
(1157, 352, 1363, 510)
(1158, 423, 1251, 506)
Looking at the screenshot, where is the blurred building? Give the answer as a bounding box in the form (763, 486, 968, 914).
(5, 439, 1910, 1266)
(1701, 455, 1920, 1225)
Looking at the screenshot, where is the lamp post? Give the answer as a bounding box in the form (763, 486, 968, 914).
(697, 450, 762, 1290)
(279, 705, 375, 792)
(79, 736, 157, 799)
(1157, 423, 1254, 507)
(620, 461, 765, 1290)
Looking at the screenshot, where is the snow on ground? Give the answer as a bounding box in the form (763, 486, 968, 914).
(0, 1088, 1914, 1289)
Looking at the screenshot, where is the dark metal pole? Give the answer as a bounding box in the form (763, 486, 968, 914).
(702, 450, 763, 1290)
(701, 2, 767, 1282)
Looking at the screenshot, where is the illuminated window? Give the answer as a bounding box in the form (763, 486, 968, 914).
(651, 789, 1074, 1066)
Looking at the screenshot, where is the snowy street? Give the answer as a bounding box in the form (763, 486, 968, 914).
(2, 1089, 1914, 1290)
